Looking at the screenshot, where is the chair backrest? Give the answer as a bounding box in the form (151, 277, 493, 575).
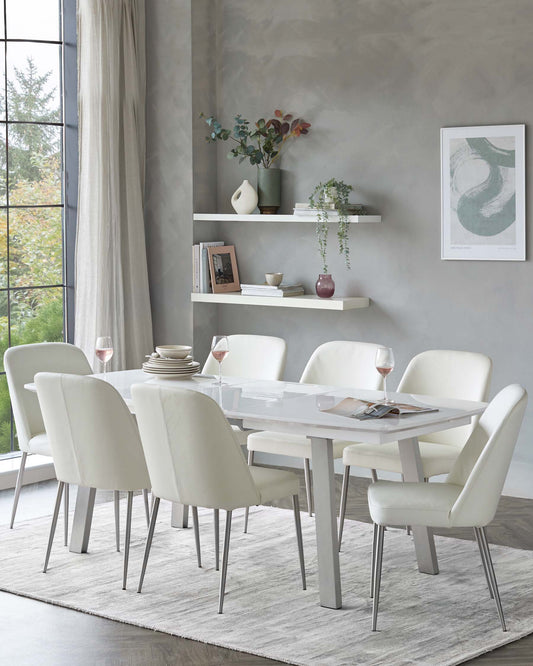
(35, 373, 149, 491)
(131, 383, 260, 510)
(202, 334, 287, 381)
(448, 384, 527, 527)
(299, 340, 383, 390)
(4, 343, 93, 452)
(397, 349, 492, 447)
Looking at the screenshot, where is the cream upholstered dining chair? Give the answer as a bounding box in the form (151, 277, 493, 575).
(4, 343, 92, 537)
(131, 383, 306, 614)
(35, 373, 151, 590)
(202, 333, 287, 381)
(368, 384, 527, 632)
(246, 340, 384, 523)
(337, 349, 492, 549)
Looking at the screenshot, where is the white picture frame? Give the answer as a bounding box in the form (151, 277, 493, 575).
(441, 124, 525, 261)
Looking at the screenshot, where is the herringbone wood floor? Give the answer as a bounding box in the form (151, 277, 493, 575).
(1, 471, 532, 665)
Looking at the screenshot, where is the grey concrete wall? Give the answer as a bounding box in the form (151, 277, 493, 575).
(145, 0, 194, 348)
(146, 0, 533, 494)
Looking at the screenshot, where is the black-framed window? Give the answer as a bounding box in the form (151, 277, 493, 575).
(0, 0, 76, 456)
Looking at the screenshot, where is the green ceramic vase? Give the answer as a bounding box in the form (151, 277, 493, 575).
(257, 167, 281, 214)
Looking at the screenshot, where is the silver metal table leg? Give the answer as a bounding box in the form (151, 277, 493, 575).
(171, 502, 189, 528)
(309, 436, 342, 609)
(70, 486, 96, 554)
(398, 437, 438, 575)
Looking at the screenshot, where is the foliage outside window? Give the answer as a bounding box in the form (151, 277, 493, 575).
(0, 0, 67, 455)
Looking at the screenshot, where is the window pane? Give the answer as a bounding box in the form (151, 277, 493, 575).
(0, 209, 7, 288)
(0, 375, 12, 454)
(10, 287, 63, 347)
(7, 0, 60, 42)
(0, 290, 7, 372)
(7, 42, 61, 122)
(9, 207, 62, 288)
(8, 124, 62, 205)
(0, 125, 6, 205)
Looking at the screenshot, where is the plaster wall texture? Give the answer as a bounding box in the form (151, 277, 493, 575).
(146, 0, 533, 495)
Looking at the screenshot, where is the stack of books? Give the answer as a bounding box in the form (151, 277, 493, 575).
(192, 241, 224, 293)
(293, 202, 366, 216)
(240, 283, 305, 298)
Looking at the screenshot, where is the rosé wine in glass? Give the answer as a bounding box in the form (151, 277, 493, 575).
(95, 336, 113, 378)
(375, 347, 395, 404)
(211, 336, 229, 385)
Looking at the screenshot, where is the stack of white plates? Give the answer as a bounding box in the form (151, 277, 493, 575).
(142, 355, 200, 379)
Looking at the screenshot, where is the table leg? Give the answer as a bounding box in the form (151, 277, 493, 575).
(69, 486, 96, 553)
(309, 437, 342, 609)
(171, 502, 189, 528)
(398, 437, 439, 575)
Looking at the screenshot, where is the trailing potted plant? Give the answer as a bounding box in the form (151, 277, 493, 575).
(309, 178, 354, 297)
(202, 110, 311, 213)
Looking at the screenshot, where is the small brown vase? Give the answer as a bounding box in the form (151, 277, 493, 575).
(315, 274, 335, 298)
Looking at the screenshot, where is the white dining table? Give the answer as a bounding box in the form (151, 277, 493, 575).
(26, 369, 486, 610)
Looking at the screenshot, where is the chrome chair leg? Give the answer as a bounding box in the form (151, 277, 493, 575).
(143, 489, 150, 527)
(370, 468, 378, 483)
(64, 483, 69, 546)
(44, 481, 64, 573)
(338, 465, 350, 551)
(10, 451, 28, 529)
(138, 496, 160, 593)
(114, 490, 120, 552)
(192, 506, 202, 568)
(371, 524, 385, 631)
(214, 508, 220, 571)
(243, 450, 254, 533)
(370, 521, 379, 598)
(122, 491, 133, 590)
(218, 510, 233, 614)
(303, 457, 313, 517)
(473, 527, 494, 599)
(292, 494, 306, 590)
(479, 527, 507, 631)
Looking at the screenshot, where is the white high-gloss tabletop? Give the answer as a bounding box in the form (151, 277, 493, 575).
(90, 369, 486, 445)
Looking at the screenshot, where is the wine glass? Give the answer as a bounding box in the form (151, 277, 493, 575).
(211, 335, 229, 386)
(375, 347, 395, 404)
(95, 336, 114, 378)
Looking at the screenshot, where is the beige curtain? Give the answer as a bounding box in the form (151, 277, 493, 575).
(75, 0, 153, 370)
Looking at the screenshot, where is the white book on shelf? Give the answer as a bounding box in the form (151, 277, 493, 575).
(199, 241, 224, 292)
(192, 245, 200, 292)
(240, 289, 305, 298)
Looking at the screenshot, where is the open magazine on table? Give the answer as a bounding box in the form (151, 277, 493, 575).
(321, 397, 439, 420)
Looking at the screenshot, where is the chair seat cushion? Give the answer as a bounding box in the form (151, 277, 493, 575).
(249, 466, 299, 504)
(368, 480, 462, 527)
(342, 440, 461, 478)
(247, 430, 352, 459)
(28, 433, 52, 456)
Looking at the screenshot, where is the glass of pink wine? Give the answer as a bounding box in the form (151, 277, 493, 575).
(375, 347, 395, 404)
(95, 336, 114, 379)
(211, 335, 229, 386)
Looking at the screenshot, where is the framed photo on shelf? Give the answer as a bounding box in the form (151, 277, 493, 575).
(208, 245, 241, 293)
(441, 124, 525, 261)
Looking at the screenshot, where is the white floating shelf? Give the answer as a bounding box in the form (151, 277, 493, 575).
(194, 213, 381, 224)
(191, 293, 370, 311)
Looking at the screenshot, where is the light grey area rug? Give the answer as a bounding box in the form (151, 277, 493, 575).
(1, 497, 533, 666)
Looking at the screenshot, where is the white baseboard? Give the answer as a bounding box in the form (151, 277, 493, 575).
(0, 455, 56, 491)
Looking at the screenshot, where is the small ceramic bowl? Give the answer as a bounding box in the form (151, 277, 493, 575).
(265, 272, 283, 286)
(155, 345, 193, 359)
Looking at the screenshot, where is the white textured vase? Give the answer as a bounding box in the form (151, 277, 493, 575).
(231, 179, 258, 214)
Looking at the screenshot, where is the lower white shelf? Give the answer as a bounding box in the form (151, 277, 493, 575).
(191, 292, 370, 311)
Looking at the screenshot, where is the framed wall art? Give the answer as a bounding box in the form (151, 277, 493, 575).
(441, 124, 525, 261)
(208, 245, 240, 293)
